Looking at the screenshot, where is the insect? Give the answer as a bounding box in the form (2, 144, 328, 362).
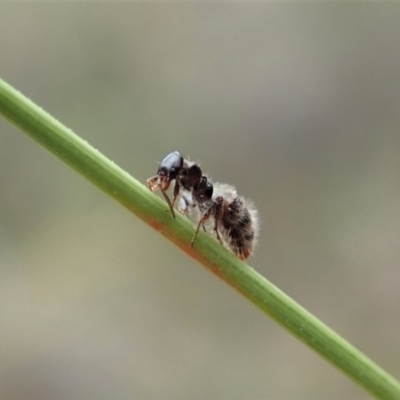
(148, 152, 259, 259)
(147, 151, 203, 218)
(180, 179, 260, 260)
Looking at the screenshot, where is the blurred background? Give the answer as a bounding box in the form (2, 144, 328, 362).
(1, 3, 400, 399)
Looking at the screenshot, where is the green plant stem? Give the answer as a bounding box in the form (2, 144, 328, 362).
(0, 77, 399, 399)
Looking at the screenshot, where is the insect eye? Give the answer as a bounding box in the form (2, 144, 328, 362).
(157, 166, 168, 176)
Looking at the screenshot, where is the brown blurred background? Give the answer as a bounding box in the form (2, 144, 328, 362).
(1, 4, 400, 399)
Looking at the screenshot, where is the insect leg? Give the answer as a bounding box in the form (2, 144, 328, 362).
(146, 176, 159, 191)
(171, 180, 180, 210)
(212, 196, 224, 245)
(191, 210, 211, 247)
(160, 189, 176, 219)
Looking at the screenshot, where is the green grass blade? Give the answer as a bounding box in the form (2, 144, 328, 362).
(1, 77, 399, 399)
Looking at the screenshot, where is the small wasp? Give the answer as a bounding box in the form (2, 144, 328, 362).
(148, 151, 259, 259)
